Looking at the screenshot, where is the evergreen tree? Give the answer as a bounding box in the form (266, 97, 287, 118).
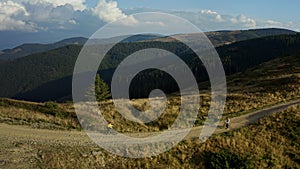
(87, 74, 111, 101)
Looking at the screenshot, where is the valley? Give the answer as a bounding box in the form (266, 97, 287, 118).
(0, 28, 299, 168)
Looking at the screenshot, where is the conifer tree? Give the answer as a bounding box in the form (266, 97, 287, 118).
(87, 74, 111, 101)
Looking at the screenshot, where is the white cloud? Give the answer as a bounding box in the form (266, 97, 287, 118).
(0, 1, 37, 31)
(230, 18, 238, 24)
(201, 9, 218, 16)
(168, 9, 260, 30)
(215, 14, 223, 22)
(144, 21, 166, 27)
(255, 19, 300, 32)
(264, 20, 284, 27)
(117, 15, 138, 26)
(68, 19, 77, 25)
(20, 2, 76, 23)
(1, 0, 299, 45)
(0, 0, 89, 32)
(92, 0, 127, 23)
(200, 9, 223, 22)
(201, 9, 256, 28)
(26, 0, 87, 11)
(0, 0, 29, 16)
(236, 14, 256, 27)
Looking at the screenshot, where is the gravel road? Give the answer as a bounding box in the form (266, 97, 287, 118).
(0, 99, 299, 168)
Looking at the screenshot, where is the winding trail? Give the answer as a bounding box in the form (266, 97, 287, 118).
(0, 99, 299, 168)
(187, 99, 300, 139)
(0, 99, 300, 144)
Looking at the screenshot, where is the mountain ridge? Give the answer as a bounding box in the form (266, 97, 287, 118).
(0, 33, 299, 101)
(0, 28, 297, 61)
(0, 37, 87, 60)
(148, 28, 297, 46)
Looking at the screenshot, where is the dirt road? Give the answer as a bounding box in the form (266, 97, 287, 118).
(0, 99, 299, 168)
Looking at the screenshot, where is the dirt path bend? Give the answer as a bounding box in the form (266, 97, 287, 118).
(187, 99, 300, 139)
(0, 99, 299, 143)
(0, 99, 299, 168)
(227, 99, 300, 127)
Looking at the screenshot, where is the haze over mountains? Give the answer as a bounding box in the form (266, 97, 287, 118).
(0, 28, 299, 102)
(0, 28, 296, 61)
(0, 37, 87, 60)
(147, 28, 297, 46)
(0, 34, 163, 61)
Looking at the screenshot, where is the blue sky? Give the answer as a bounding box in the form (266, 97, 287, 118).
(112, 0, 300, 22)
(0, 0, 299, 49)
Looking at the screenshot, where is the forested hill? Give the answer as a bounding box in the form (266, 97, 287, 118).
(146, 28, 297, 46)
(1, 33, 300, 101)
(0, 45, 81, 99)
(0, 35, 161, 61)
(0, 28, 296, 61)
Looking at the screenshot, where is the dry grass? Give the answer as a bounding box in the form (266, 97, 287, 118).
(33, 105, 300, 168)
(198, 104, 300, 168)
(69, 54, 299, 167)
(224, 54, 300, 116)
(0, 54, 299, 133)
(0, 99, 79, 130)
(0, 54, 300, 168)
(94, 54, 300, 133)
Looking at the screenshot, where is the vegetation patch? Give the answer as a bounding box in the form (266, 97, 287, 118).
(203, 149, 253, 169)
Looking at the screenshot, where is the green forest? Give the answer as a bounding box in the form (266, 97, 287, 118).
(0, 33, 300, 101)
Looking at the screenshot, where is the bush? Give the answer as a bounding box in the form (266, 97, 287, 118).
(44, 101, 59, 109)
(0, 100, 5, 107)
(44, 101, 60, 116)
(203, 149, 253, 169)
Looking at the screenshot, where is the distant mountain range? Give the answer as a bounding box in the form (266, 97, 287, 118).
(206, 28, 297, 46)
(143, 28, 297, 46)
(0, 35, 161, 61)
(0, 28, 296, 61)
(0, 37, 87, 60)
(0, 28, 299, 101)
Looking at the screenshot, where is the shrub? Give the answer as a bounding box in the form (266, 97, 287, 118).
(44, 101, 59, 109)
(203, 149, 253, 169)
(44, 101, 60, 116)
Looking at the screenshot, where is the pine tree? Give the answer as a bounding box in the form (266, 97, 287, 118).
(86, 74, 111, 101)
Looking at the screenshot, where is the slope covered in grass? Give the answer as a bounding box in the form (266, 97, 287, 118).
(0, 33, 300, 101)
(0, 98, 79, 130)
(31, 105, 300, 169)
(0, 52, 299, 132)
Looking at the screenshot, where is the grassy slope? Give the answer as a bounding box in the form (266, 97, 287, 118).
(0, 99, 79, 130)
(223, 53, 300, 116)
(99, 53, 300, 133)
(0, 52, 299, 168)
(0, 53, 299, 132)
(33, 105, 300, 169)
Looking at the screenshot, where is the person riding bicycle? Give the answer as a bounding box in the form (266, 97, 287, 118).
(225, 117, 230, 130)
(106, 122, 113, 134)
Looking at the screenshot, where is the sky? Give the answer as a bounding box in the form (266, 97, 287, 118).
(0, 0, 299, 49)
(115, 0, 300, 22)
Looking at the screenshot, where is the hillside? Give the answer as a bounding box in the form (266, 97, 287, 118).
(0, 45, 81, 99)
(0, 51, 299, 132)
(1, 102, 299, 168)
(148, 28, 297, 46)
(206, 28, 297, 46)
(0, 47, 299, 168)
(0, 33, 298, 101)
